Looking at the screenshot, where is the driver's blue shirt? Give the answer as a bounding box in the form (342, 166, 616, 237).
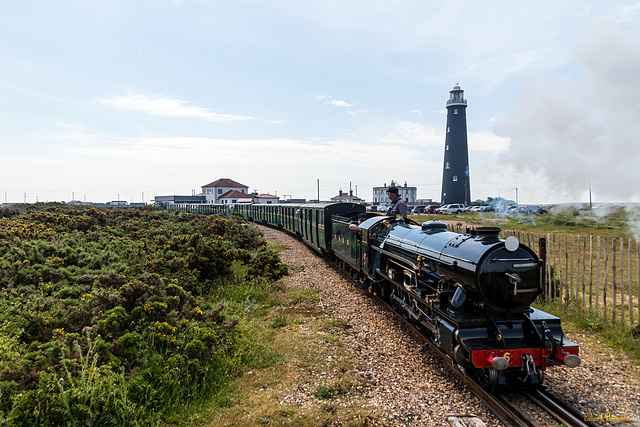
(387, 196, 408, 219)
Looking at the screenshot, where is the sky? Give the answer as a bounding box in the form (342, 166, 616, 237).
(1, 1, 640, 205)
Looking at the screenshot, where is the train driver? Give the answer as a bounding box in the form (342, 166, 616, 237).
(386, 186, 408, 220)
(349, 213, 368, 233)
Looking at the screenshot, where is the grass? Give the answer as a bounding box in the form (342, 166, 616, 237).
(201, 283, 375, 427)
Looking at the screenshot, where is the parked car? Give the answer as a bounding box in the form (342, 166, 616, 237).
(412, 205, 427, 214)
(506, 205, 548, 214)
(426, 205, 440, 214)
(466, 205, 491, 212)
(436, 203, 465, 214)
(522, 205, 548, 214)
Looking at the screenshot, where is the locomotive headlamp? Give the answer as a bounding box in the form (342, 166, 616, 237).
(489, 356, 509, 370)
(563, 354, 581, 368)
(504, 236, 520, 252)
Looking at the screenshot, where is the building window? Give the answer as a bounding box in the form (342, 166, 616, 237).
(453, 176, 458, 181)
(445, 162, 450, 169)
(447, 127, 450, 132)
(446, 145, 449, 150)
(454, 108, 458, 115)
(218, 189, 223, 194)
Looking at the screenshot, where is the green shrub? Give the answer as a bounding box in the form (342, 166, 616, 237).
(0, 204, 289, 424)
(246, 248, 289, 281)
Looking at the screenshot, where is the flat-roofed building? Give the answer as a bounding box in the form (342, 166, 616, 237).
(372, 180, 417, 203)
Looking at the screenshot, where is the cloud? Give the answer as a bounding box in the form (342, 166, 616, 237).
(314, 94, 352, 107)
(494, 18, 640, 202)
(51, 120, 85, 131)
(96, 89, 252, 122)
(326, 99, 351, 107)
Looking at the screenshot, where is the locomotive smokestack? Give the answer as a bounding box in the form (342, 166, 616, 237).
(469, 227, 501, 242)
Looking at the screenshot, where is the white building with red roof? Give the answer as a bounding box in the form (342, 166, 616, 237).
(200, 178, 281, 204)
(252, 193, 280, 204)
(201, 178, 249, 204)
(217, 190, 255, 204)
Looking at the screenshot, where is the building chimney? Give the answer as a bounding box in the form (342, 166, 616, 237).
(339, 190, 343, 196)
(349, 189, 353, 196)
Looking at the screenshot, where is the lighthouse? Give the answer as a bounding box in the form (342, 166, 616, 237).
(441, 84, 471, 205)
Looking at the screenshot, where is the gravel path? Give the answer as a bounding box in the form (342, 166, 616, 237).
(258, 225, 640, 426)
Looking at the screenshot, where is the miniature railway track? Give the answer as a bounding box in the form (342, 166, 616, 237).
(525, 388, 597, 427)
(372, 289, 597, 427)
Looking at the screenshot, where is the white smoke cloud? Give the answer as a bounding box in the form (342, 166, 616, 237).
(494, 17, 640, 202)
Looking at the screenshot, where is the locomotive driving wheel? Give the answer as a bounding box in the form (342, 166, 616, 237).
(477, 368, 499, 391)
(391, 295, 400, 312)
(400, 298, 410, 321)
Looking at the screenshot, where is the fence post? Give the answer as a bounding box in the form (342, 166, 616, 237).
(569, 235, 575, 306)
(620, 239, 625, 328)
(547, 233, 553, 298)
(603, 237, 608, 322)
(552, 233, 557, 300)
(581, 236, 587, 311)
(636, 240, 639, 328)
(589, 236, 594, 308)
(628, 239, 633, 328)
(575, 235, 581, 310)
(539, 236, 547, 299)
(620, 238, 625, 326)
(613, 238, 617, 324)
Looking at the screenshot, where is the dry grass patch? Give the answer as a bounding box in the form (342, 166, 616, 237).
(203, 287, 377, 426)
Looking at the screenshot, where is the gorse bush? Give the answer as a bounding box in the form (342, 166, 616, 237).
(0, 203, 288, 425)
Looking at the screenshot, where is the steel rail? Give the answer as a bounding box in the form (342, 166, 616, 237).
(526, 388, 597, 427)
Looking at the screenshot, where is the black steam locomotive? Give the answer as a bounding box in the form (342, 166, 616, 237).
(170, 202, 580, 390)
